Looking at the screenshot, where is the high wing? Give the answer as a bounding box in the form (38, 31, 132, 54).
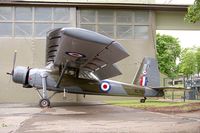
(46, 27, 129, 80)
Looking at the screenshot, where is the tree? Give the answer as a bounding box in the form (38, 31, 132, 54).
(156, 34, 181, 79)
(179, 48, 196, 79)
(195, 47, 200, 76)
(185, 0, 200, 23)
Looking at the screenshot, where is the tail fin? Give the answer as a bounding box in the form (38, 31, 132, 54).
(132, 57, 160, 87)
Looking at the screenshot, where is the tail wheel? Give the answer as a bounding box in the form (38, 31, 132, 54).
(140, 99, 145, 103)
(39, 99, 50, 108)
(140, 97, 146, 103)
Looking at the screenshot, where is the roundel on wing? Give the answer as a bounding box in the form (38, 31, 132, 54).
(143, 71, 147, 75)
(99, 81, 111, 92)
(65, 52, 86, 58)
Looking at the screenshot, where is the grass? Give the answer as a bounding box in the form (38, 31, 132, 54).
(105, 99, 200, 112)
(106, 99, 185, 108)
(164, 91, 185, 99)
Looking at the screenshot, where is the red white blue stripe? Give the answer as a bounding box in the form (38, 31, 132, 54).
(140, 72, 148, 87)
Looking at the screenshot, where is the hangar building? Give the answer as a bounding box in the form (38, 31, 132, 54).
(0, 0, 199, 103)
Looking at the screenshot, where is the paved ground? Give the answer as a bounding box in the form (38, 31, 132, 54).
(0, 102, 200, 133)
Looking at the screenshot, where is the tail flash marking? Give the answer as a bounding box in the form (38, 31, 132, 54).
(139, 64, 149, 87)
(140, 74, 148, 86)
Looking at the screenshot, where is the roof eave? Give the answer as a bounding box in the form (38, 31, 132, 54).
(0, 1, 189, 11)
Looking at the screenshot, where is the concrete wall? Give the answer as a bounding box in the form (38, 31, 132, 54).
(156, 11, 200, 30)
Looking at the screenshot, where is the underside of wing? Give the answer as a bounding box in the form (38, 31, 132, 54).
(46, 27, 129, 80)
(92, 64, 122, 80)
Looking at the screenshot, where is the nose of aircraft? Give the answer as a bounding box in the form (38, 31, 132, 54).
(12, 66, 29, 84)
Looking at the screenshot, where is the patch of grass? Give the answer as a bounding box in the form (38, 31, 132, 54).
(164, 91, 185, 99)
(105, 99, 200, 110)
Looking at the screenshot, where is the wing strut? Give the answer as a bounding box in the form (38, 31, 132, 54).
(55, 61, 68, 88)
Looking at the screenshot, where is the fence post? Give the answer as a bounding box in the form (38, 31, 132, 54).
(183, 90, 186, 102)
(196, 87, 198, 100)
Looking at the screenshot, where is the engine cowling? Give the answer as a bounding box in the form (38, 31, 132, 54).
(12, 66, 29, 85)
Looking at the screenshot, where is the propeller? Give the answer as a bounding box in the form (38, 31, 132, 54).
(7, 50, 17, 76)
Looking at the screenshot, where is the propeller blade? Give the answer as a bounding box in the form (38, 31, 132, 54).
(6, 50, 17, 84)
(12, 50, 17, 75)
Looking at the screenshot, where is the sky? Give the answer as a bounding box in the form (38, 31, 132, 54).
(157, 30, 200, 48)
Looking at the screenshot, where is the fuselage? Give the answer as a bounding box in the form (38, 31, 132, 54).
(12, 66, 164, 98)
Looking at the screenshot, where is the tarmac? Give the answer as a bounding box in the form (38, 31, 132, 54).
(0, 102, 200, 133)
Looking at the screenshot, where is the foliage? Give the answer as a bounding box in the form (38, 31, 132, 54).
(179, 48, 196, 78)
(185, 0, 200, 23)
(156, 34, 181, 79)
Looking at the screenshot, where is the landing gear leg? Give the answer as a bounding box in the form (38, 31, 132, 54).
(140, 97, 147, 103)
(36, 73, 50, 108)
(36, 89, 58, 108)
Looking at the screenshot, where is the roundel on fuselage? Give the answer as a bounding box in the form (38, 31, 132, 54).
(99, 81, 111, 92)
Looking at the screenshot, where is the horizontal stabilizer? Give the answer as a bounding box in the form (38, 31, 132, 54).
(152, 86, 185, 91)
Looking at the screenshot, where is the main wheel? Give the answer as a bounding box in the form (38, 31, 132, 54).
(39, 99, 50, 108)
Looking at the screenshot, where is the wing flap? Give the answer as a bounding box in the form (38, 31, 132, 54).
(92, 64, 122, 80)
(97, 42, 129, 64)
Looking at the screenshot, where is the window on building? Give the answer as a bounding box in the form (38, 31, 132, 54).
(80, 24, 96, 31)
(98, 10, 114, 23)
(54, 23, 70, 29)
(0, 23, 12, 37)
(80, 10, 96, 23)
(35, 7, 52, 21)
(134, 26, 149, 39)
(15, 7, 32, 21)
(14, 7, 32, 37)
(80, 10, 96, 31)
(53, 8, 70, 21)
(98, 24, 114, 38)
(34, 23, 52, 37)
(116, 11, 133, 24)
(0, 6, 72, 38)
(116, 25, 133, 39)
(0, 7, 12, 36)
(135, 11, 149, 24)
(15, 23, 32, 37)
(0, 7, 12, 21)
(79, 9, 150, 40)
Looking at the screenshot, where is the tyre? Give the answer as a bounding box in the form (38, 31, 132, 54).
(140, 99, 145, 103)
(39, 98, 50, 108)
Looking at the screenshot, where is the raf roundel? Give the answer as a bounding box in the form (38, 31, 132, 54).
(100, 81, 111, 92)
(65, 52, 85, 58)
